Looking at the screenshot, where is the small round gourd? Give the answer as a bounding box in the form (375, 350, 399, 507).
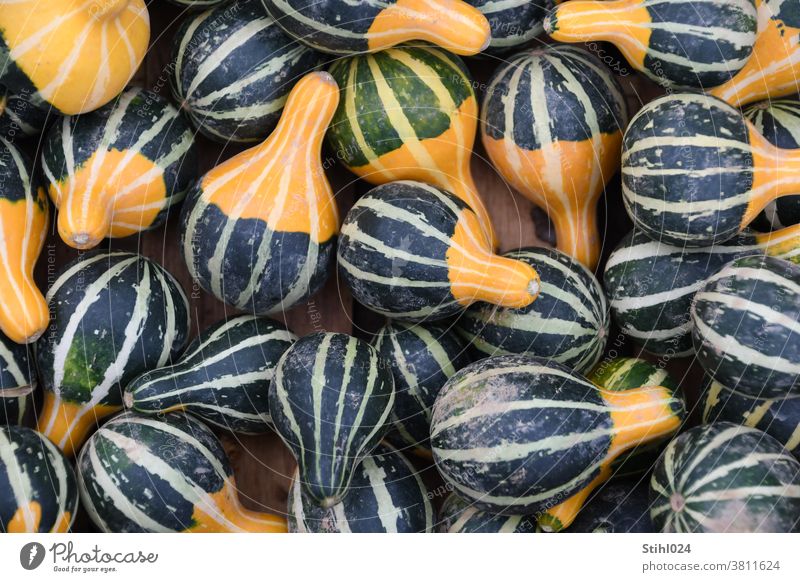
(78, 411, 287, 532)
(691, 255, 800, 397)
(465, 0, 547, 54)
(0, 425, 78, 533)
(181, 72, 339, 315)
(125, 315, 297, 434)
(41, 87, 197, 250)
(288, 443, 433, 533)
(480, 46, 627, 268)
(338, 181, 540, 322)
(437, 494, 539, 533)
(36, 251, 191, 457)
(456, 246, 609, 372)
(566, 479, 653, 533)
(269, 332, 395, 508)
(650, 422, 800, 533)
(544, 0, 757, 89)
(170, 0, 322, 144)
(0, 332, 34, 426)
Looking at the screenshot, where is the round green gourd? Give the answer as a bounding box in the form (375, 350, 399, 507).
(650, 422, 800, 533)
(437, 493, 539, 533)
(566, 478, 653, 533)
(0, 332, 34, 426)
(125, 315, 297, 434)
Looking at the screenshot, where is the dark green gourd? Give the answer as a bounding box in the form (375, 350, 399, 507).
(0, 332, 34, 425)
(567, 478, 654, 533)
(437, 494, 539, 533)
(269, 332, 395, 508)
(125, 315, 297, 434)
(288, 443, 433, 532)
(466, 0, 547, 53)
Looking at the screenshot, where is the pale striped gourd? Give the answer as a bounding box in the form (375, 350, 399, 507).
(0, 333, 34, 426)
(41, 87, 197, 250)
(180, 72, 339, 315)
(337, 181, 540, 321)
(269, 332, 395, 508)
(567, 479, 653, 533)
(437, 494, 539, 533)
(480, 46, 627, 268)
(77, 411, 287, 532)
(36, 251, 191, 457)
(544, 0, 757, 89)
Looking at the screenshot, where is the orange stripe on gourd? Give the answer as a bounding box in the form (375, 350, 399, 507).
(757, 223, 800, 260)
(37, 392, 122, 458)
(6, 501, 41, 533)
(189, 482, 287, 533)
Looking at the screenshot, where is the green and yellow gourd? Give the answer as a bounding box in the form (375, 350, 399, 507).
(465, 0, 548, 54)
(41, 87, 197, 250)
(456, 246, 609, 372)
(437, 494, 539, 533)
(711, 0, 800, 107)
(566, 478, 654, 533)
(650, 422, 800, 533)
(261, 0, 491, 55)
(337, 181, 540, 321)
(702, 378, 800, 460)
(181, 72, 339, 315)
(604, 226, 800, 357)
(0, 137, 49, 344)
(125, 315, 296, 434)
(480, 46, 627, 268)
(0, 333, 34, 426)
(327, 44, 496, 246)
(430, 355, 684, 531)
(288, 443, 434, 533)
(170, 0, 323, 144)
(269, 333, 395, 508)
(372, 320, 471, 454)
(622, 93, 800, 246)
(744, 98, 800, 231)
(1, 425, 78, 533)
(691, 255, 800, 397)
(544, 0, 757, 89)
(36, 251, 191, 457)
(78, 411, 287, 532)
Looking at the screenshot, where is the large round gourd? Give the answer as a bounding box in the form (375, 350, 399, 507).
(0, 333, 34, 426)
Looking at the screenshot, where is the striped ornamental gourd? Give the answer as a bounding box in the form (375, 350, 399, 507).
(372, 320, 471, 454)
(327, 44, 495, 245)
(269, 332, 395, 508)
(0, 88, 50, 138)
(170, 0, 322, 144)
(0, 137, 49, 344)
(456, 246, 609, 373)
(745, 99, 800, 231)
(337, 181, 540, 321)
(430, 355, 684, 530)
(0, 1, 149, 116)
(437, 493, 539, 533)
(0, 425, 78, 533)
(466, 0, 548, 54)
(567, 478, 653, 533)
(181, 72, 339, 315)
(125, 315, 297, 434)
(166, 0, 229, 7)
(480, 46, 627, 268)
(41, 87, 197, 250)
(621, 92, 800, 247)
(288, 443, 434, 533)
(650, 422, 800, 533)
(544, 0, 757, 89)
(261, 0, 491, 55)
(691, 255, 800, 397)
(702, 378, 800, 460)
(78, 411, 287, 532)
(711, 0, 800, 107)
(36, 251, 191, 457)
(0, 332, 34, 426)
(604, 225, 800, 357)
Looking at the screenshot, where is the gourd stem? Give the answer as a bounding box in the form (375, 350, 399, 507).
(539, 467, 612, 532)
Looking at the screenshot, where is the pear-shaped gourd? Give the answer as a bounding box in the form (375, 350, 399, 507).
(41, 87, 197, 250)
(327, 44, 497, 246)
(181, 71, 339, 315)
(269, 333, 395, 508)
(0, 1, 149, 116)
(0, 138, 49, 344)
(261, 0, 491, 55)
(622, 93, 800, 246)
(430, 355, 684, 530)
(0, 332, 35, 426)
(337, 181, 540, 321)
(78, 411, 287, 532)
(36, 251, 190, 457)
(125, 315, 297, 434)
(481, 46, 627, 268)
(1, 426, 78, 533)
(711, 0, 800, 107)
(544, 0, 757, 89)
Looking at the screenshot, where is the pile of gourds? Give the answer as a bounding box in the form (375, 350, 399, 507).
(1, 0, 799, 534)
